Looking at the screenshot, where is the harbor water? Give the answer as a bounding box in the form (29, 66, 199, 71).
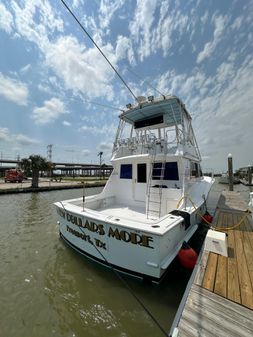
(0, 182, 252, 337)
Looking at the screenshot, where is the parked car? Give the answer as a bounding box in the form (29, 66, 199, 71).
(4, 169, 25, 183)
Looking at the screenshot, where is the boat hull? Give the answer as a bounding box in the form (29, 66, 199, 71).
(55, 206, 201, 282)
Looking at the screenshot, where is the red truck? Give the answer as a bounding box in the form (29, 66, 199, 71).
(4, 169, 24, 183)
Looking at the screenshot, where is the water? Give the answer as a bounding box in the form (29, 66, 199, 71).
(0, 182, 252, 337)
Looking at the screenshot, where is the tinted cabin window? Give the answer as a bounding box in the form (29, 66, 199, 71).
(152, 162, 179, 180)
(120, 164, 132, 179)
(137, 163, 146, 183)
(134, 115, 163, 129)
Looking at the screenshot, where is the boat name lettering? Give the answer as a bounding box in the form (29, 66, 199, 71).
(59, 210, 153, 248)
(66, 225, 106, 250)
(83, 219, 105, 235)
(108, 227, 154, 249)
(58, 210, 105, 235)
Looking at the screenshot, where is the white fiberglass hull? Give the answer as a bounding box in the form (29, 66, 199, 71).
(55, 205, 203, 282)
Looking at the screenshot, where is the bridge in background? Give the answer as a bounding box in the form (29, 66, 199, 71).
(0, 159, 113, 177)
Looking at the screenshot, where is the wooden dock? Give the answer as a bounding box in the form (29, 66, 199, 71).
(170, 191, 253, 337)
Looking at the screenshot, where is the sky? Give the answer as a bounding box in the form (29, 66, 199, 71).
(0, 0, 252, 172)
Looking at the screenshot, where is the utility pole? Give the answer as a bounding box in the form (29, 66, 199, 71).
(47, 144, 53, 180)
(47, 144, 53, 162)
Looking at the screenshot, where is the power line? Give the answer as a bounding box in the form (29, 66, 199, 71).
(60, 0, 138, 102)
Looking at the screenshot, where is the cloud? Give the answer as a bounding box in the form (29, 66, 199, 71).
(0, 3, 14, 33)
(14, 134, 40, 146)
(82, 149, 91, 156)
(231, 16, 243, 30)
(44, 35, 115, 100)
(79, 122, 117, 136)
(20, 64, 31, 73)
(0, 72, 28, 105)
(11, 0, 63, 46)
(0, 127, 39, 146)
(62, 120, 71, 126)
(197, 14, 227, 64)
(98, 0, 125, 29)
(129, 0, 157, 60)
(98, 142, 112, 151)
(115, 35, 135, 65)
(72, 0, 85, 9)
(32, 97, 66, 125)
(0, 127, 10, 141)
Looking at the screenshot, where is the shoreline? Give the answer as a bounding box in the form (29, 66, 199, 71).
(0, 180, 106, 195)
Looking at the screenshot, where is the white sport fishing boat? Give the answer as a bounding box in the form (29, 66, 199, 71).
(54, 95, 214, 282)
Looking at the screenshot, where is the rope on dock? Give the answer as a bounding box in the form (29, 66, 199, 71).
(177, 194, 251, 231)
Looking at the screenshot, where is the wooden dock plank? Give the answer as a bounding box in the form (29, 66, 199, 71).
(194, 250, 209, 286)
(174, 191, 253, 337)
(178, 284, 253, 337)
(234, 228, 253, 309)
(190, 284, 253, 330)
(202, 253, 218, 291)
(241, 229, 253, 292)
(227, 224, 241, 304)
(214, 254, 227, 297)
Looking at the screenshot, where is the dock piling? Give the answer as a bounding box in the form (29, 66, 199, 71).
(248, 165, 252, 186)
(228, 153, 233, 191)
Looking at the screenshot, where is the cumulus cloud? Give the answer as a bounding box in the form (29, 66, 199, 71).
(32, 97, 66, 125)
(129, 0, 157, 60)
(197, 14, 227, 64)
(0, 3, 14, 33)
(115, 35, 135, 65)
(44, 35, 115, 100)
(98, 0, 125, 29)
(0, 73, 28, 105)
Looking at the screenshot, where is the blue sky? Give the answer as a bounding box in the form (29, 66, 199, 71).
(0, 0, 252, 172)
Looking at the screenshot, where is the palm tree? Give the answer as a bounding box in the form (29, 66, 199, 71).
(20, 155, 52, 188)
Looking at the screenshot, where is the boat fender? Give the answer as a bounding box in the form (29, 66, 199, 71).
(178, 242, 198, 270)
(203, 212, 213, 224)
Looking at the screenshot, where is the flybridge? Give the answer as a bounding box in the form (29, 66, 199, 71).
(113, 95, 201, 161)
(119, 95, 191, 129)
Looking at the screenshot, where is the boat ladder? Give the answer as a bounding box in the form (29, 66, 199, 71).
(146, 143, 166, 219)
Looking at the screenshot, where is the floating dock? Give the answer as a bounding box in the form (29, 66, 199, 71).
(170, 190, 253, 337)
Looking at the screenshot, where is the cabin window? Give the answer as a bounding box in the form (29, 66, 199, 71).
(190, 162, 202, 177)
(120, 164, 132, 179)
(134, 115, 163, 129)
(137, 163, 146, 183)
(152, 162, 179, 180)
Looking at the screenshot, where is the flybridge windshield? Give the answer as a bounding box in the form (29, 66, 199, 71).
(134, 115, 163, 129)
